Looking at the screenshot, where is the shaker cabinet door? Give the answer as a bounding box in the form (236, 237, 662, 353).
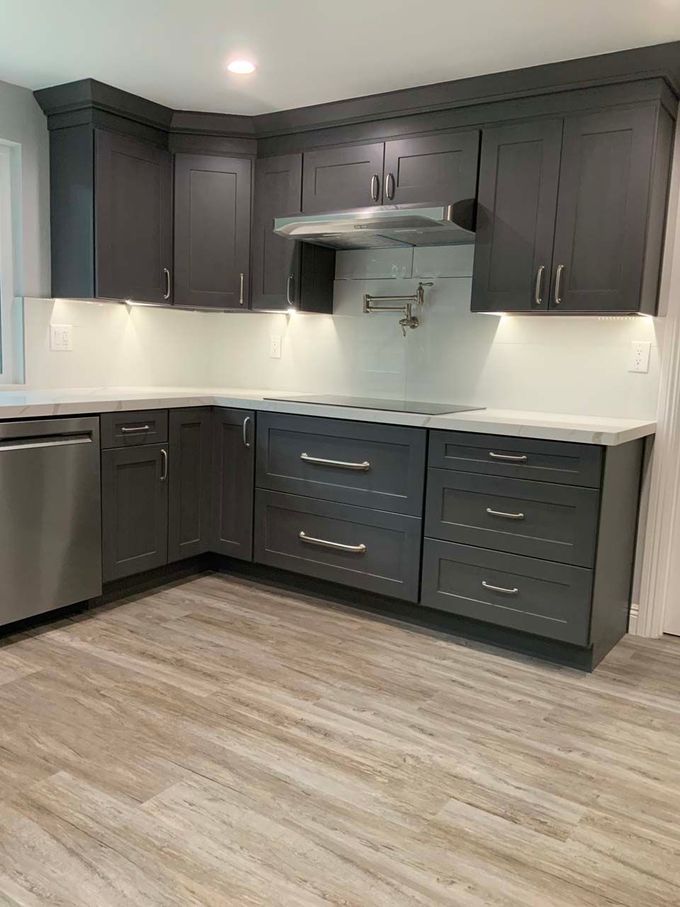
(174, 154, 251, 309)
(382, 130, 479, 206)
(212, 408, 255, 560)
(549, 106, 658, 313)
(302, 143, 385, 213)
(95, 130, 173, 303)
(168, 408, 213, 562)
(471, 118, 563, 313)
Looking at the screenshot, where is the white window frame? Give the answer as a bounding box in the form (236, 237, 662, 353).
(0, 140, 24, 384)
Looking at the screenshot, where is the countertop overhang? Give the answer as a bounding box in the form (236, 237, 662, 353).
(0, 387, 656, 446)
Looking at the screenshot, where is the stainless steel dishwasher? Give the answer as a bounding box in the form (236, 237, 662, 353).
(0, 416, 102, 628)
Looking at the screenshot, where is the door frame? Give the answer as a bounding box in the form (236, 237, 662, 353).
(635, 125, 680, 637)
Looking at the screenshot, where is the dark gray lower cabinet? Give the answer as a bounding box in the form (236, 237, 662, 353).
(254, 490, 421, 602)
(212, 408, 255, 560)
(168, 408, 213, 562)
(102, 443, 168, 581)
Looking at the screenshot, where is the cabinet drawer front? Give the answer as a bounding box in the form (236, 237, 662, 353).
(425, 469, 599, 566)
(101, 410, 168, 448)
(257, 413, 426, 515)
(421, 539, 592, 645)
(255, 491, 421, 602)
(429, 430, 602, 487)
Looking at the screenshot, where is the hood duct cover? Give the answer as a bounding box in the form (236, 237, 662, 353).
(273, 200, 476, 250)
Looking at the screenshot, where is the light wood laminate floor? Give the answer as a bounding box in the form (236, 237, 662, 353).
(0, 572, 679, 906)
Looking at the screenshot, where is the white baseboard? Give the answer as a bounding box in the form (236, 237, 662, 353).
(628, 602, 640, 635)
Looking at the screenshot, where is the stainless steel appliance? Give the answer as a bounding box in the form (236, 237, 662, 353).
(0, 417, 102, 628)
(273, 203, 475, 250)
(264, 395, 484, 415)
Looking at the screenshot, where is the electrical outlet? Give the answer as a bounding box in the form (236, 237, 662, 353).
(629, 340, 651, 373)
(50, 323, 73, 351)
(269, 334, 282, 359)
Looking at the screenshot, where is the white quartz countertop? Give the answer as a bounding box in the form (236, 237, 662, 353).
(0, 387, 656, 446)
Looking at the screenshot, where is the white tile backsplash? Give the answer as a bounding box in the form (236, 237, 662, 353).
(19, 246, 662, 420)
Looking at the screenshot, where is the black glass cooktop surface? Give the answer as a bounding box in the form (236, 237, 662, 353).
(265, 395, 484, 415)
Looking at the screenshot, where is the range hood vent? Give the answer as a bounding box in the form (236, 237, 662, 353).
(273, 201, 475, 251)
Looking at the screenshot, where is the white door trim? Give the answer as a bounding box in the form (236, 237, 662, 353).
(636, 124, 680, 637)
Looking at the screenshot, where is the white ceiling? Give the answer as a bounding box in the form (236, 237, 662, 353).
(1, 0, 679, 115)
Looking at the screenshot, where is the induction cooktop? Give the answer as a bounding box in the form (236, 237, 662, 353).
(264, 395, 484, 415)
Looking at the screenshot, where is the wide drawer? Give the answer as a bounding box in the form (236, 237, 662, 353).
(420, 539, 592, 645)
(428, 430, 602, 487)
(254, 490, 421, 602)
(425, 469, 600, 566)
(256, 413, 426, 515)
(101, 410, 168, 448)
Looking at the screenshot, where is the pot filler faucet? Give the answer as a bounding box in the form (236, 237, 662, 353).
(363, 281, 434, 336)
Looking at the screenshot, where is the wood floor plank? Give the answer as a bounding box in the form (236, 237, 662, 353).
(0, 572, 678, 904)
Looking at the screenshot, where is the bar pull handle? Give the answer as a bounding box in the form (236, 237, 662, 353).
(486, 507, 525, 521)
(163, 268, 171, 301)
(120, 425, 151, 434)
(298, 531, 366, 554)
(239, 272, 245, 306)
(489, 452, 528, 463)
(385, 172, 395, 200)
(534, 265, 545, 306)
(370, 174, 380, 202)
(300, 452, 370, 471)
(160, 448, 168, 482)
(554, 264, 564, 306)
(242, 415, 251, 448)
(482, 580, 519, 595)
(286, 275, 295, 307)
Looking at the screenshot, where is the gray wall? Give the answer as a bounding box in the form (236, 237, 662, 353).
(0, 78, 50, 297)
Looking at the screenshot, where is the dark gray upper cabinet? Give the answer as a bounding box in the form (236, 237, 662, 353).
(174, 154, 252, 309)
(550, 106, 665, 313)
(95, 130, 173, 303)
(252, 154, 335, 313)
(471, 119, 563, 313)
(101, 442, 168, 582)
(212, 408, 255, 560)
(168, 408, 213, 563)
(302, 143, 385, 213)
(382, 131, 480, 205)
(472, 102, 674, 315)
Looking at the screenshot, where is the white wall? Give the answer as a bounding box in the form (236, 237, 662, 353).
(0, 79, 50, 298)
(24, 244, 662, 420)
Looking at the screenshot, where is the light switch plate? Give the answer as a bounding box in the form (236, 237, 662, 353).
(629, 340, 651, 373)
(50, 323, 73, 351)
(269, 334, 282, 359)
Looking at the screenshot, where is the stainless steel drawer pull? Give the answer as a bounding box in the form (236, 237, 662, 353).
(298, 531, 366, 554)
(300, 452, 371, 471)
(370, 174, 380, 202)
(163, 267, 171, 300)
(160, 448, 168, 481)
(239, 272, 245, 306)
(489, 452, 528, 463)
(554, 263, 564, 305)
(482, 580, 519, 595)
(534, 265, 545, 306)
(120, 425, 151, 434)
(486, 507, 525, 521)
(385, 172, 395, 200)
(242, 415, 251, 448)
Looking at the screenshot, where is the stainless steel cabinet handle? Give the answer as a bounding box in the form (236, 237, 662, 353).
(300, 452, 371, 471)
(385, 172, 395, 200)
(554, 263, 564, 305)
(486, 507, 525, 520)
(160, 448, 168, 481)
(370, 174, 380, 202)
(242, 415, 251, 448)
(120, 425, 150, 434)
(482, 580, 519, 595)
(489, 452, 528, 463)
(163, 268, 171, 300)
(286, 275, 295, 307)
(298, 531, 366, 554)
(0, 436, 92, 453)
(534, 265, 545, 306)
(239, 272, 245, 306)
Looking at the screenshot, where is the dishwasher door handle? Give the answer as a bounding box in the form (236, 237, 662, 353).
(0, 435, 92, 453)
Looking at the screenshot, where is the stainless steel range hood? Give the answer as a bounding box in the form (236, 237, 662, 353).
(273, 201, 475, 251)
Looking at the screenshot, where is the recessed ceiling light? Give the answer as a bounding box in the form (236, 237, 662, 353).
(227, 59, 256, 75)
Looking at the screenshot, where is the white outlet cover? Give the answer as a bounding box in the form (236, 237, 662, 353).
(50, 323, 73, 351)
(269, 334, 282, 359)
(628, 340, 651, 374)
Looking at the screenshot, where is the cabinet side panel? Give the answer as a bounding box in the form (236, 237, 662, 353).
(641, 105, 676, 316)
